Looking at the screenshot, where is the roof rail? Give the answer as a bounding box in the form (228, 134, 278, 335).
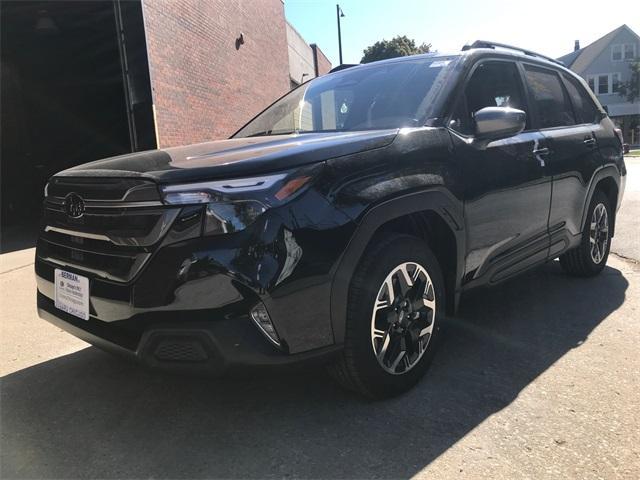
(462, 40, 564, 66)
(329, 63, 358, 73)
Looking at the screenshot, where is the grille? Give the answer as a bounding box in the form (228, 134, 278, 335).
(39, 177, 179, 282)
(154, 339, 209, 362)
(47, 176, 160, 202)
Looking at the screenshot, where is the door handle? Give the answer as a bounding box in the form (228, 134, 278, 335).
(583, 137, 596, 147)
(532, 147, 549, 167)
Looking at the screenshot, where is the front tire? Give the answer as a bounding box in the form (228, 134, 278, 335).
(560, 190, 612, 276)
(328, 234, 445, 399)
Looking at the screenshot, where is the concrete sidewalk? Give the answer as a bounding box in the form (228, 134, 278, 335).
(612, 157, 640, 263)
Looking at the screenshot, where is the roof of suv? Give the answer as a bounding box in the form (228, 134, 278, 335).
(331, 41, 574, 78)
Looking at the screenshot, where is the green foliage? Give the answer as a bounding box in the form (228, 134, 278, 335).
(361, 35, 431, 64)
(618, 60, 640, 103)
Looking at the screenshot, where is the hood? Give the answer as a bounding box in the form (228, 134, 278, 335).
(56, 130, 398, 184)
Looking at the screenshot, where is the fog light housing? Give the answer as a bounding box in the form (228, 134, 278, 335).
(250, 302, 280, 346)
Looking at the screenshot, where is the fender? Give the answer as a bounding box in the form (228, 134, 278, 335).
(579, 164, 622, 237)
(329, 187, 466, 344)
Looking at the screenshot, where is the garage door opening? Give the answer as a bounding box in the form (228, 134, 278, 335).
(1, 0, 155, 251)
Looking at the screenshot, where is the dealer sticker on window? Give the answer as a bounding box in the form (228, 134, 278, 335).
(54, 269, 89, 320)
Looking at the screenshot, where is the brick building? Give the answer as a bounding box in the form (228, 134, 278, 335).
(0, 0, 331, 232)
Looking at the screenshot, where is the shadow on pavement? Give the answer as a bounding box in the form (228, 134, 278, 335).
(0, 261, 628, 478)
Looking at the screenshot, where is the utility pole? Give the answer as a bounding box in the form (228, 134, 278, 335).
(336, 4, 345, 65)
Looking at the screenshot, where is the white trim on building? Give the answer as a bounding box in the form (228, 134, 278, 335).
(586, 72, 623, 95)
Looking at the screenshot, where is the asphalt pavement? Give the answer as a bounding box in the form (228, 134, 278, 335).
(1, 158, 639, 479)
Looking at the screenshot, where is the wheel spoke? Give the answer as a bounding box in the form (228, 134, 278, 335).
(377, 332, 391, 360)
(399, 264, 414, 288)
(384, 277, 396, 306)
(389, 349, 406, 371)
(372, 328, 386, 339)
(423, 297, 436, 311)
(411, 264, 421, 283)
(374, 298, 389, 312)
(419, 325, 433, 338)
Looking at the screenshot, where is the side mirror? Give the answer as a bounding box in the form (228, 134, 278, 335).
(474, 106, 526, 140)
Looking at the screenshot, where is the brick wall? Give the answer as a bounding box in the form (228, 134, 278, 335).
(142, 0, 290, 147)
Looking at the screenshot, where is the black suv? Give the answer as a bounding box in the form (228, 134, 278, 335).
(36, 42, 626, 398)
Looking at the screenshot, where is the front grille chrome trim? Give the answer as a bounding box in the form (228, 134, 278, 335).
(40, 252, 152, 283)
(45, 226, 111, 242)
(46, 198, 164, 209)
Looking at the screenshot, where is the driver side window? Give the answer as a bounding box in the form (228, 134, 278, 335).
(451, 61, 528, 135)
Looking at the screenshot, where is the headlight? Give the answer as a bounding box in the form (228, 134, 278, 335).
(204, 201, 266, 235)
(160, 166, 320, 236)
(160, 173, 288, 205)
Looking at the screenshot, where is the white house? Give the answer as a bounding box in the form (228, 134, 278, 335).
(559, 24, 640, 145)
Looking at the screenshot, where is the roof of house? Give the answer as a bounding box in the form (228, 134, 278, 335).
(557, 24, 640, 73)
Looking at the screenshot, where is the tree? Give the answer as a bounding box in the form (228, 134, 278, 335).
(618, 60, 640, 103)
(361, 35, 431, 64)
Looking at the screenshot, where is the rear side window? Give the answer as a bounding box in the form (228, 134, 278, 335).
(524, 66, 576, 129)
(562, 74, 600, 124)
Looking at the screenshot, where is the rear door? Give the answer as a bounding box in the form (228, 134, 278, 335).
(522, 65, 603, 257)
(449, 59, 552, 286)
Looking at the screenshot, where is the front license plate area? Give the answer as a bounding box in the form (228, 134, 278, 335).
(54, 269, 90, 320)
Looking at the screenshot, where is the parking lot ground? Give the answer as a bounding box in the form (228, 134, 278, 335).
(1, 157, 639, 479)
(1, 256, 639, 478)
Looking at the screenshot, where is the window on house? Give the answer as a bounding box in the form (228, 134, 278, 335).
(588, 73, 623, 95)
(612, 43, 637, 61)
(624, 44, 636, 60)
(563, 74, 600, 124)
(598, 75, 609, 94)
(612, 73, 621, 94)
(612, 45, 623, 61)
(524, 66, 576, 128)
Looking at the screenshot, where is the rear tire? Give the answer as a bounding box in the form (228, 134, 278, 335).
(328, 233, 445, 399)
(559, 190, 612, 277)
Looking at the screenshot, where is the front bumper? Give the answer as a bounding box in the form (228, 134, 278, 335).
(35, 179, 357, 371)
(37, 291, 340, 375)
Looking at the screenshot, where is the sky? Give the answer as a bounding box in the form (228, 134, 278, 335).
(284, 0, 639, 66)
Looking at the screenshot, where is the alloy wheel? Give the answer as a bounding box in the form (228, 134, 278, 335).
(370, 262, 436, 375)
(589, 203, 609, 264)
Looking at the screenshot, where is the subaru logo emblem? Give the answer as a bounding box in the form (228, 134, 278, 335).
(64, 193, 85, 219)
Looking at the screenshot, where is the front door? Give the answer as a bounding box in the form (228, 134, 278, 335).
(449, 60, 552, 286)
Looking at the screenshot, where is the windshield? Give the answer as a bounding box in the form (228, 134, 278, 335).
(233, 55, 459, 138)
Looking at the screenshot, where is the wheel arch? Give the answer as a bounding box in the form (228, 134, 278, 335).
(581, 166, 621, 237)
(330, 188, 465, 344)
